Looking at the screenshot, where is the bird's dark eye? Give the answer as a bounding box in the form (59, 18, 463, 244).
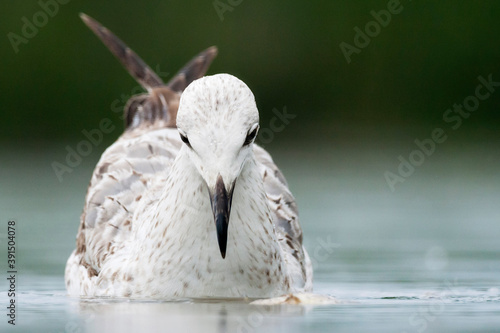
(243, 125, 259, 146)
(179, 132, 192, 149)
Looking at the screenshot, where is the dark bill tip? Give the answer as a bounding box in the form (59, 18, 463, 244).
(215, 213, 228, 259)
(211, 175, 234, 259)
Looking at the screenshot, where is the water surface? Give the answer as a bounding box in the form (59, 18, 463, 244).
(1, 143, 499, 332)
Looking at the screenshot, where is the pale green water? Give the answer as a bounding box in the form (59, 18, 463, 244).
(1, 143, 499, 332)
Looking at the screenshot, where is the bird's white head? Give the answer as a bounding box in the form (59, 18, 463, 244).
(176, 74, 260, 258)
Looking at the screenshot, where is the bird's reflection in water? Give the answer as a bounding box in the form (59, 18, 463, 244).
(74, 298, 309, 333)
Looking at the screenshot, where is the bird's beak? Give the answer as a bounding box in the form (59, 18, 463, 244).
(209, 174, 235, 259)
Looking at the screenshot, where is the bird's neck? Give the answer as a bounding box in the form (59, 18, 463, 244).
(133, 148, 286, 297)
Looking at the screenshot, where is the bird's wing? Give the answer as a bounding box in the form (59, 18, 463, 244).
(73, 14, 217, 274)
(253, 145, 312, 290)
(77, 129, 180, 273)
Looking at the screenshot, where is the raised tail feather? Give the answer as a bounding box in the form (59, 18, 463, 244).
(79, 13, 218, 130)
(167, 46, 218, 93)
(80, 13, 164, 91)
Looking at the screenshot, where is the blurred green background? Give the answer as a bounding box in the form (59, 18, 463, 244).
(1, 5, 500, 331)
(1, 0, 499, 146)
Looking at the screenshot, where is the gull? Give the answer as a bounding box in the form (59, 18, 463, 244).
(65, 14, 313, 298)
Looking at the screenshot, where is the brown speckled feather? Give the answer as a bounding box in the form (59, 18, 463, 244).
(255, 147, 309, 284)
(80, 13, 164, 90)
(80, 13, 217, 130)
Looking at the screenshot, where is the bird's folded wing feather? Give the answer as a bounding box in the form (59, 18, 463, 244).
(77, 129, 181, 272)
(254, 146, 309, 287)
